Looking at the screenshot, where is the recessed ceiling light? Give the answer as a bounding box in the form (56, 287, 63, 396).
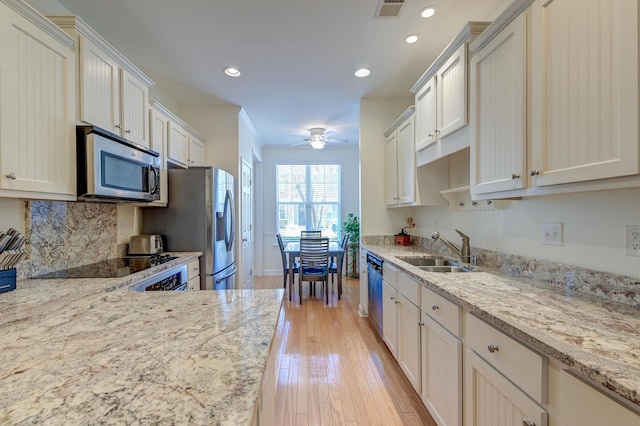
(420, 7, 436, 18)
(355, 68, 371, 78)
(224, 67, 241, 77)
(405, 35, 419, 44)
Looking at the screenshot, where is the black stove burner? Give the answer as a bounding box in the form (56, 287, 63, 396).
(35, 254, 177, 279)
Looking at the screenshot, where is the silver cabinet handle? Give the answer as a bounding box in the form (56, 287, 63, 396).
(6, 172, 17, 180)
(523, 420, 535, 426)
(529, 170, 540, 176)
(487, 344, 499, 353)
(431, 304, 439, 311)
(511, 173, 520, 180)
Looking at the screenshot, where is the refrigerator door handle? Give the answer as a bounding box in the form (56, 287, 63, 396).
(224, 189, 235, 252)
(209, 266, 237, 284)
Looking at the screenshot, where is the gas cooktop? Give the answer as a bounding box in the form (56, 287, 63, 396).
(35, 254, 176, 279)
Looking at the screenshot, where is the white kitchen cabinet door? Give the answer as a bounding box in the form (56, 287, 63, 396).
(396, 113, 416, 204)
(437, 44, 467, 139)
(465, 349, 547, 426)
(382, 280, 399, 359)
(470, 13, 527, 196)
(167, 120, 190, 168)
(415, 76, 437, 152)
(121, 69, 149, 148)
(79, 37, 121, 135)
(385, 131, 399, 206)
(0, 3, 76, 198)
(530, 0, 638, 186)
(398, 294, 421, 394)
(148, 106, 169, 206)
(189, 134, 206, 167)
(421, 313, 462, 426)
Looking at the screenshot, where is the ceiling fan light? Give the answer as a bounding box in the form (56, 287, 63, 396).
(310, 140, 326, 150)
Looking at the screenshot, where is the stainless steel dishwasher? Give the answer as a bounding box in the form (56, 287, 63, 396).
(367, 253, 383, 338)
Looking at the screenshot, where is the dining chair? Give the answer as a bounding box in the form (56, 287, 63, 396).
(329, 232, 349, 299)
(300, 230, 322, 237)
(276, 234, 299, 300)
(298, 237, 330, 303)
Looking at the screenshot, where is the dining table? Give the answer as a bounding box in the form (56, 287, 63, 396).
(283, 240, 345, 303)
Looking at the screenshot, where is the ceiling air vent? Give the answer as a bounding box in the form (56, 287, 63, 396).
(374, 0, 407, 19)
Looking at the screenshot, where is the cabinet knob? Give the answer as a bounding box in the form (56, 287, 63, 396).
(428, 133, 434, 138)
(125, 129, 131, 134)
(115, 124, 121, 129)
(418, 321, 425, 327)
(487, 344, 499, 353)
(522, 420, 536, 426)
(6, 172, 17, 180)
(431, 304, 439, 311)
(458, 202, 465, 207)
(511, 173, 520, 180)
(529, 170, 540, 176)
(390, 296, 395, 301)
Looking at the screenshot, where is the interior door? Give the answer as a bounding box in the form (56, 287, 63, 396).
(241, 158, 252, 289)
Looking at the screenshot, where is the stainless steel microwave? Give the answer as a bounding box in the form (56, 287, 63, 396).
(76, 126, 161, 202)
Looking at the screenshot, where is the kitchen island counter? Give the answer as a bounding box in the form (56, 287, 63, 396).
(0, 254, 283, 425)
(364, 243, 640, 410)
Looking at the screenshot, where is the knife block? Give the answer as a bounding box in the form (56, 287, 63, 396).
(0, 268, 16, 293)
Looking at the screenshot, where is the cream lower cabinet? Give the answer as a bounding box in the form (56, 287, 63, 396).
(397, 292, 421, 393)
(186, 258, 200, 290)
(0, 1, 76, 200)
(382, 280, 399, 359)
(465, 349, 547, 426)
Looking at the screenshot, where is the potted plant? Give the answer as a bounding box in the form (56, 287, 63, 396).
(342, 213, 360, 278)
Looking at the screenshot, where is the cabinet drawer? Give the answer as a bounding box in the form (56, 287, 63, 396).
(466, 313, 546, 403)
(421, 286, 461, 337)
(397, 273, 419, 306)
(383, 263, 398, 290)
(187, 259, 200, 281)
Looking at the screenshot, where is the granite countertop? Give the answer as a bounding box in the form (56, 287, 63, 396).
(0, 253, 284, 425)
(363, 243, 640, 408)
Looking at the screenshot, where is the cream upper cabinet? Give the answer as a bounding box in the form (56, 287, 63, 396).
(188, 133, 206, 167)
(0, 1, 76, 200)
(120, 69, 149, 147)
(49, 15, 153, 148)
(148, 103, 170, 206)
(415, 76, 437, 151)
(412, 22, 489, 166)
(470, 12, 527, 196)
(530, 0, 638, 186)
(385, 108, 414, 206)
(168, 120, 190, 168)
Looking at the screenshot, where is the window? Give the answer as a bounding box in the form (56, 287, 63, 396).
(276, 163, 341, 241)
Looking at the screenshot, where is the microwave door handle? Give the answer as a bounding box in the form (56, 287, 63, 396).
(149, 166, 159, 194)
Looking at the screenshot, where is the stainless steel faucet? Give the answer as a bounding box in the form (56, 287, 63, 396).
(431, 230, 471, 264)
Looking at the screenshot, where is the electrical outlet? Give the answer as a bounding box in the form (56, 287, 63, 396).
(542, 222, 563, 246)
(624, 225, 640, 256)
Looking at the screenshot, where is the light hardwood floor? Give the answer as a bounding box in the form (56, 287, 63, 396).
(254, 275, 436, 426)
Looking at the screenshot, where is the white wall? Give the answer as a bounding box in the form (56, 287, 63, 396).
(259, 145, 360, 275)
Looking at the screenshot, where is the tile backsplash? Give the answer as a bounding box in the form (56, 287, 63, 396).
(18, 201, 119, 278)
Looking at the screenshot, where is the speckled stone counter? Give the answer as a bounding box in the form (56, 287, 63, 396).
(0, 253, 284, 425)
(363, 243, 640, 408)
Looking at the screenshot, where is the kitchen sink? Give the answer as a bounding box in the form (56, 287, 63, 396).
(396, 256, 473, 272)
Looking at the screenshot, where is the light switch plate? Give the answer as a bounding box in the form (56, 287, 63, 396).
(542, 222, 563, 246)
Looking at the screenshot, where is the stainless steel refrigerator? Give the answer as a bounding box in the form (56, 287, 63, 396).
(142, 167, 236, 290)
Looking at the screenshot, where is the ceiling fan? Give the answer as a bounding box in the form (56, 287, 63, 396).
(292, 127, 348, 149)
